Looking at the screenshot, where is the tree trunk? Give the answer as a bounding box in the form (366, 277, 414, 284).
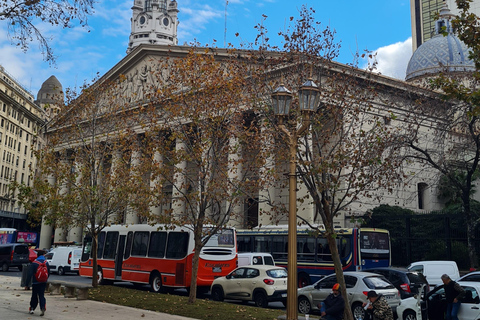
(188, 242, 202, 304)
(326, 230, 354, 320)
(463, 193, 478, 269)
(91, 225, 99, 287)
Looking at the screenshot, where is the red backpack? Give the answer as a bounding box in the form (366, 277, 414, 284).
(34, 260, 48, 283)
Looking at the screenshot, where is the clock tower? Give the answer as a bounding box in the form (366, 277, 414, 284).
(127, 0, 179, 53)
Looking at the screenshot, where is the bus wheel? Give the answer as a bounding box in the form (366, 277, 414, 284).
(97, 268, 112, 285)
(298, 273, 310, 288)
(253, 291, 268, 308)
(211, 286, 224, 301)
(150, 273, 163, 293)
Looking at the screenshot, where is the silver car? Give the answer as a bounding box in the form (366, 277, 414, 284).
(297, 271, 401, 319)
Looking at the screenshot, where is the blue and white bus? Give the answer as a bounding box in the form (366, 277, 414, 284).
(236, 226, 391, 287)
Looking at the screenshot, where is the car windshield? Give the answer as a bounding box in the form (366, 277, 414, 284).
(267, 269, 287, 278)
(364, 276, 395, 289)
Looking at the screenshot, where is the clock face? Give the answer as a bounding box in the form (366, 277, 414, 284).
(163, 17, 169, 26)
(140, 16, 146, 25)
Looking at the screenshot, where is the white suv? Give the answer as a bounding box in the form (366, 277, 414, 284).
(210, 265, 287, 307)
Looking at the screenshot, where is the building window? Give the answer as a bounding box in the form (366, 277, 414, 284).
(418, 183, 428, 210)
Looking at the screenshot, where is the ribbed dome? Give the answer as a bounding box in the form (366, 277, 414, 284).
(36, 75, 63, 104)
(405, 33, 475, 81)
(405, 4, 475, 82)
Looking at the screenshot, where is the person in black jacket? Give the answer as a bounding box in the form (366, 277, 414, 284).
(27, 255, 50, 316)
(442, 274, 465, 320)
(317, 283, 345, 320)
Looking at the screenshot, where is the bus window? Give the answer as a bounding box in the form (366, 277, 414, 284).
(316, 238, 331, 261)
(272, 236, 287, 259)
(103, 232, 119, 259)
(166, 232, 189, 259)
(237, 236, 252, 252)
(337, 237, 351, 260)
(205, 229, 234, 248)
(81, 236, 92, 262)
(149, 231, 167, 258)
(254, 236, 270, 253)
(360, 231, 390, 259)
(298, 236, 315, 261)
(97, 232, 106, 259)
(132, 231, 149, 256)
(124, 231, 133, 259)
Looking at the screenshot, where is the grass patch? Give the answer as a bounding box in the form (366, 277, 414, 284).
(88, 285, 287, 320)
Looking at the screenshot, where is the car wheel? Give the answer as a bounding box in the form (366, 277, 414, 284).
(211, 286, 224, 301)
(298, 296, 312, 314)
(149, 273, 163, 293)
(1, 262, 8, 272)
(254, 291, 268, 308)
(403, 310, 417, 320)
(352, 302, 366, 320)
(58, 267, 64, 276)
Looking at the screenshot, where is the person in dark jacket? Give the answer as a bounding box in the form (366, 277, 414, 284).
(442, 274, 465, 320)
(317, 283, 345, 320)
(27, 255, 50, 316)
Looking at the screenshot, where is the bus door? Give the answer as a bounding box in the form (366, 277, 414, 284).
(115, 235, 126, 279)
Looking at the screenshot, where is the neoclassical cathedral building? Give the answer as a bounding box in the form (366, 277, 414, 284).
(33, 1, 475, 249)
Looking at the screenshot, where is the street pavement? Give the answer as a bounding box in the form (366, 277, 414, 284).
(0, 274, 198, 320)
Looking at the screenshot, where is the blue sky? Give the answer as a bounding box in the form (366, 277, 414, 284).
(0, 0, 413, 97)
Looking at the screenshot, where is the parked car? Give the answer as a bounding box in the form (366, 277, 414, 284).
(45, 246, 82, 275)
(407, 261, 460, 287)
(297, 271, 401, 319)
(0, 243, 30, 271)
(396, 281, 480, 320)
(210, 265, 287, 307)
(237, 253, 275, 267)
(457, 271, 480, 282)
(28, 248, 38, 262)
(366, 267, 429, 299)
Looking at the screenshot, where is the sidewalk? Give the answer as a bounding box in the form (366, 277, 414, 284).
(0, 275, 198, 320)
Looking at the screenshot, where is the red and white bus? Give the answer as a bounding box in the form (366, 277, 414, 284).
(79, 224, 237, 292)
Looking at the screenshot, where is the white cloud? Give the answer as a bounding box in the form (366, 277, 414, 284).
(362, 38, 413, 80)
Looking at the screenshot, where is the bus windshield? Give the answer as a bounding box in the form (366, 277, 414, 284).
(204, 228, 235, 248)
(360, 231, 390, 259)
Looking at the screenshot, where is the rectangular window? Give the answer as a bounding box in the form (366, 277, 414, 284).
(103, 231, 119, 259)
(132, 231, 149, 256)
(124, 231, 134, 259)
(97, 232, 106, 259)
(148, 232, 167, 258)
(166, 232, 189, 259)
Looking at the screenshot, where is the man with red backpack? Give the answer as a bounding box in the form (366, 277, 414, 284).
(27, 254, 50, 316)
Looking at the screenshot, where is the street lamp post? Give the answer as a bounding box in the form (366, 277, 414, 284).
(271, 78, 320, 320)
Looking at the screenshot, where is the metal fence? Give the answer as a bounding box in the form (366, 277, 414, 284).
(363, 212, 478, 270)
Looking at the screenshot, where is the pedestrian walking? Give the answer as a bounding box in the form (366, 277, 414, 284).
(363, 290, 394, 320)
(442, 274, 465, 320)
(28, 254, 50, 316)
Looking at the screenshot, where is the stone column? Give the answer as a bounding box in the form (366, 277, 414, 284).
(54, 159, 70, 243)
(257, 125, 276, 226)
(125, 148, 141, 225)
(227, 135, 243, 228)
(68, 161, 84, 244)
(149, 149, 163, 218)
(108, 149, 124, 224)
(39, 173, 56, 250)
(172, 138, 187, 218)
